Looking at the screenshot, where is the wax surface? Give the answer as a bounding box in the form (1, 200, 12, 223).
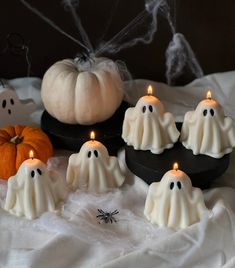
(5, 159, 67, 220)
(66, 140, 125, 193)
(122, 95, 179, 154)
(180, 99, 235, 158)
(144, 169, 208, 229)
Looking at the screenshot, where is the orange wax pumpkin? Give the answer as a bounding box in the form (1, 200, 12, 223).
(0, 125, 53, 180)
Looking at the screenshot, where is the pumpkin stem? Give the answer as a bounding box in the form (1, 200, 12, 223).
(10, 135, 23, 145)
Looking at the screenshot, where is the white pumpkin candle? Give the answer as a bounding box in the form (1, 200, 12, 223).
(122, 85, 180, 154)
(41, 57, 123, 125)
(5, 150, 67, 220)
(66, 131, 125, 193)
(144, 163, 208, 229)
(180, 90, 235, 158)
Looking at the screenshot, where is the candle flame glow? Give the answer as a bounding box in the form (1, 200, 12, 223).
(147, 85, 153, 96)
(173, 162, 179, 171)
(29, 150, 34, 159)
(90, 131, 95, 140)
(207, 90, 212, 99)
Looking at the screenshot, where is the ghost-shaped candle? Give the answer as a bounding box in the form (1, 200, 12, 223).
(144, 163, 208, 229)
(0, 85, 36, 127)
(66, 131, 125, 193)
(4, 150, 67, 220)
(122, 85, 180, 154)
(180, 90, 235, 158)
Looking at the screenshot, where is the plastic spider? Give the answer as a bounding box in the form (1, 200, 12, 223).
(96, 209, 119, 224)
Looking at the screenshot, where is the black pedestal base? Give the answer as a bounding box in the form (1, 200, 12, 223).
(41, 102, 129, 155)
(125, 142, 230, 189)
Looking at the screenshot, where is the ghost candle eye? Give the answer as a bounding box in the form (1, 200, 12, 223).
(88, 151, 92, 158)
(170, 182, 174, 190)
(210, 109, 214, 116)
(37, 168, 42, 175)
(2, 99, 6, 108)
(203, 109, 207, 117)
(10, 98, 14, 105)
(149, 105, 153, 113)
(177, 181, 182, 189)
(142, 106, 146, 113)
(94, 150, 98, 158)
(31, 170, 35, 178)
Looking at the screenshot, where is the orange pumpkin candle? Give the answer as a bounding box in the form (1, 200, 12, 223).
(0, 125, 53, 180)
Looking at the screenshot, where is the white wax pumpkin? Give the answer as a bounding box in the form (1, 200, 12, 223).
(144, 168, 208, 229)
(180, 98, 235, 158)
(66, 140, 125, 193)
(41, 57, 123, 125)
(122, 95, 180, 154)
(5, 158, 67, 220)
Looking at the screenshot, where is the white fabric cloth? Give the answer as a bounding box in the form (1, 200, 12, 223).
(0, 73, 235, 268)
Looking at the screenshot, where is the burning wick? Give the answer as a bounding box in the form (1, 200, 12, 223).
(29, 150, 34, 160)
(147, 85, 153, 96)
(173, 162, 179, 171)
(90, 131, 95, 141)
(207, 90, 212, 100)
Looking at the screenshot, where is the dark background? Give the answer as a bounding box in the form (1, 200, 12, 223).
(0, 0, 235, 84)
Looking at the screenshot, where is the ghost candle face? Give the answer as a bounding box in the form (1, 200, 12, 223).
(66, 131, 125, 193)
(180, 90, 235, 158)
(0, 87, 36, 127)
(144, 163, 208, 229)
(122, 85, 180, 154)
(4, 150, 67, 220)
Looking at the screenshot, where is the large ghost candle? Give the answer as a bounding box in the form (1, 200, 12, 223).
(4, 150, 67, 220)
(122, 85, 180, 154)
(66, 131, 125, 193)
(144, 163, 208, 229)
(180, 90, 235, 158)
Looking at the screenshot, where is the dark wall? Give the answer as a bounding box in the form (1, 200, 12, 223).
(0, 0, 235, 84)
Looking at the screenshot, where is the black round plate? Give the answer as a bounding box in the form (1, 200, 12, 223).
(125, 124, 230, 189)
(41, 102, 129, 155)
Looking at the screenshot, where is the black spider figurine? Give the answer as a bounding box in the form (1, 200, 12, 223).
(96, 209, 119, 224)
(75, 51, 95, 65)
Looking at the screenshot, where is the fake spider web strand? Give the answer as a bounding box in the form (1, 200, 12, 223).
(96, 0, 164, 56)
(63, 0, 94, 53)
(20, 0, 88, 52)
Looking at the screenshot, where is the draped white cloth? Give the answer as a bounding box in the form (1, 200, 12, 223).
(0, 72, 235, 268)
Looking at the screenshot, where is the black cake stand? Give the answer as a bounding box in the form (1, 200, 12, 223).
(41, 102, 129, 155)
(125, 124, 230, 189)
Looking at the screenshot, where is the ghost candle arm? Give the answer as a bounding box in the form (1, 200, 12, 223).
(21, 98, 37, 114)
(144, 183, 158, 221)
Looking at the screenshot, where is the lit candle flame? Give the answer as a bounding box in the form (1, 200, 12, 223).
(207, 90, 212, 100)
(173, 162, 179, 171)
(90, 131, 95, 141)
(147, 85, 153, 96)
(29, 150, 34, 160)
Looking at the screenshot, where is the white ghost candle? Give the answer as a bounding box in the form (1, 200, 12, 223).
(0, 84, 36, 127)
(5, 150, 67, 220)
(144, 163, 208, 229)
(122, 85, 180, 154)
(180, 90, 235, 158)
(66, 131, 125, 193)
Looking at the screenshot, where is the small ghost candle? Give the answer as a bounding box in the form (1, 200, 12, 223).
(122, 85, 180, 154)
(144, 163, 208, 229)
(66, 131, 125, 193)
(180, 90, 235, 158)
(4, 150, 67, 220)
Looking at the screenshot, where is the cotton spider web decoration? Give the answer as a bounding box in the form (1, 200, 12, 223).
(20, 0, 203, 84)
